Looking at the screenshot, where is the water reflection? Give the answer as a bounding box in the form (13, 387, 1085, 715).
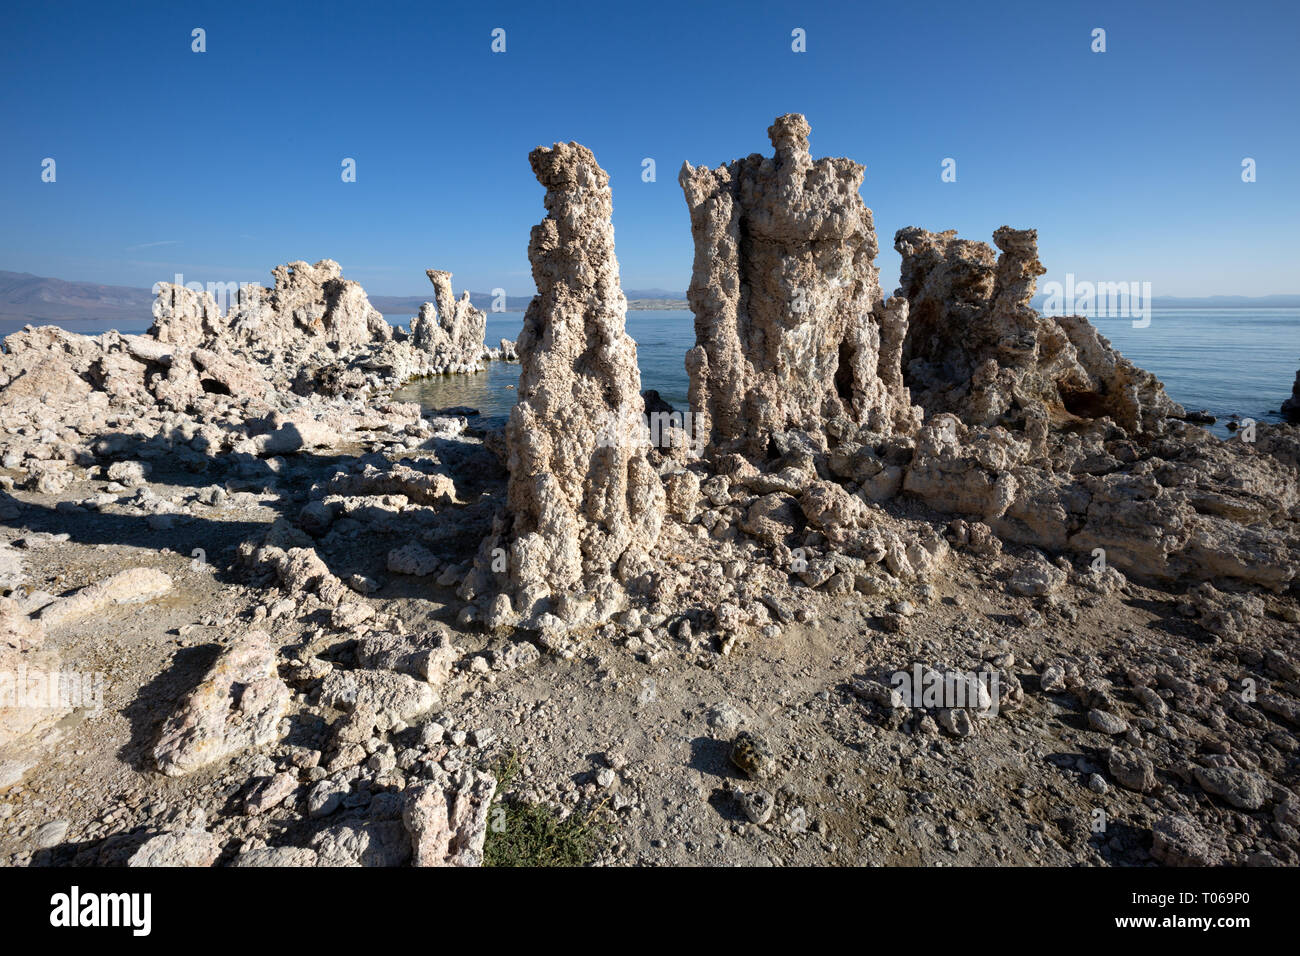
(391, 360, 522, 417)
(389, 312, 696, 418)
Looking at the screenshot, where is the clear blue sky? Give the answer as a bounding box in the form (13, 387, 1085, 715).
(2, 0, 1296, 298)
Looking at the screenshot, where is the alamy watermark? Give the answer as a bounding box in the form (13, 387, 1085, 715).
(0, 666, 104, 713)
(1040, 273, 1152, 328)
(595, 408, 707, 457)
(151, 273, 258, 315)
(50, 886, 150, 936)
(890, 664, 1001, 718)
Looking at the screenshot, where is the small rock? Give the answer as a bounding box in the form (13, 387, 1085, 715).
(308, 777, 348, 818)
(1107, 747, 1157, 793)
(127, 828, 219, 867)
(1192, 766, 1269, 811)
(1151, 814, 1224, 866)
(730, 731, 776, 779)
(707, 702, 745, 734)
(1087, 709, 1128, 735)
(245, 772, 298, 815)
(32, 819, 69, 849)
(739, 788, 774, 825)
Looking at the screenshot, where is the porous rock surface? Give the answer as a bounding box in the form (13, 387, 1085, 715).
(153, 630, 291, 777)
(894, 226, 1182, 434)
(679, 113, 920, 459)
(464, 141, 664, 632)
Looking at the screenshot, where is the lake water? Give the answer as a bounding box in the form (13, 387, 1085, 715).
(391, 313, 697, 418)
(5, 309, 1296, 439)
(394, 309, 1300, 438)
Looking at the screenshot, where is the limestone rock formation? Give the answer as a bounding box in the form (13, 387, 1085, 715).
(466, 141, 664, 631)
(894, 226, 1182, 435)
(403, 770, 497, 866)
(153, 631, 290, 777)
(148, 259, 397, 395)
(409, 270, 487, 373)
(887, 225, 1300, 586)
(148, 259, 503, 397)
(0, 271, 485, 494)
(1282, 365, 1300, 423)
(229, 259, 392, 352)
(679, 114, 920, 459)
(150, 283, 226, 347)
(491, 338, 519, 362)
(900, 376, 1300, 588)
(151, 260, 392, 354)
(0, 325, 271, 434)
(0, 253, 506, 494)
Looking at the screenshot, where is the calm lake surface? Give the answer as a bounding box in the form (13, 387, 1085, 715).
(5, 309, 1296, 439)
(394, 309, 1300, 438)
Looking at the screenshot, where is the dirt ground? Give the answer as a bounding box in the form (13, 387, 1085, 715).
(1, 438, 1297, 868)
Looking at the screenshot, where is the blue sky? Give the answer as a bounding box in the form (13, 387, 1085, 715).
(2, 0, 1297, 298)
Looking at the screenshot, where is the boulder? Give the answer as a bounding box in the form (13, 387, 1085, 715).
(153, 631, 290, 776)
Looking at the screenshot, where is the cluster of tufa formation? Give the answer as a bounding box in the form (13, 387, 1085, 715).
(0, 257, 511, 507)
(892, 225, 1298, 587)
(464, 142, 664, 635)
(679, 114, 920, 459)
(152, 259, 392, 354)
(409, 270, 489, 373)
(152, 259, 503, 397)
(664, 116, 1299, 590)
(894, 226, 1183, 435)
(3, 114, 1300, 869)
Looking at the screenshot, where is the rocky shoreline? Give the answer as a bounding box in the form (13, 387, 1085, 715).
(1, 115, 1297, 868)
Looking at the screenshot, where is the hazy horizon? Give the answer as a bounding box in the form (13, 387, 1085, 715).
(3, 266, 1300, 325)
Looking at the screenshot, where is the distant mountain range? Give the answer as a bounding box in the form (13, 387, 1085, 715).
(2, 269, 1297, 324)
(0, 270, 156, 323)
(1030, 293, 1300, 310)
(0, 270, 688, 321)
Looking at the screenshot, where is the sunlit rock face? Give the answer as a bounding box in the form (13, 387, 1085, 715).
(409, 269, 487, 371)
(478, 140, 663, 630)
(894, 225, 1182, 436)
(679, 113, 921, 460)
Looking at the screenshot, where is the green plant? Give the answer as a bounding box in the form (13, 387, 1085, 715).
(482, 750, 612, 867)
